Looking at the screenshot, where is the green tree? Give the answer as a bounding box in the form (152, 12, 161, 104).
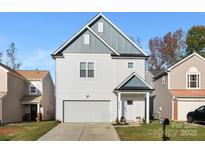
(6, 42, 21, 70)
(186, 25, 205, 56)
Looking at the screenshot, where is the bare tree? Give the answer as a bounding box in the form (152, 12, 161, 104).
(147, 29, 185, 69)
(129, 36, 142, 48)
(6, 42, 21, 70)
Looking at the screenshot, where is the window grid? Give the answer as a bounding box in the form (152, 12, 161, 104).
(187, 74, 200, 88)
(80, 62, 94, 78)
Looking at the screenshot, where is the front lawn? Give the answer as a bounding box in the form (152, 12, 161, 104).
(0, 120, 59, 141)
(115, 120, 205, 141)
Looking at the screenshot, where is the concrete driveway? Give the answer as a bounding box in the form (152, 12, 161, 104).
(38, 123, 120, 141)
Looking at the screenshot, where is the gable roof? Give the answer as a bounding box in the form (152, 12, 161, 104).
(16, 70, 49, 80)
(0, 63, 27, 80)
(115, 72, 153, 91)
(52, 13, 147, 58)
(167, 52, 205, 71)
(154, 52, 205, 80)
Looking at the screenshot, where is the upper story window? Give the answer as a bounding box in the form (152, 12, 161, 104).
(88, 62, 94, 78)
(98, 22, 104, 33)
(80, 62, 86, 77)
(80, 62, 94, 78)
(30, 84, 37, 95)
(187, 67, 200, 89)
(128, 62, 134, 69)
(84, 34, 90, 45)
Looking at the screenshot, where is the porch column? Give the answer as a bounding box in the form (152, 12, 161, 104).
(37, 103, 40, 113)
(118, 92, 122, 121)
(146, 92, 150, 123)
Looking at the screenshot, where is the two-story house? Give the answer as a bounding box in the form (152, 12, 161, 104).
(52, 13, 153, 123)
(152, 52, 205, 121)
(0, 63, 55, 124)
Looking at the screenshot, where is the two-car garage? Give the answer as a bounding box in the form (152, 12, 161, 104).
(63, 100, 112, 122)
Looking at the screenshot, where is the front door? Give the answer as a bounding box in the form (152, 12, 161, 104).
(124, 100, 134, 121)
(31, 105, 37, 121)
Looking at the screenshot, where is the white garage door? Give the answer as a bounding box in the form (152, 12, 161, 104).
(64, 100, 112, 122)
(178, 100, 205, 121)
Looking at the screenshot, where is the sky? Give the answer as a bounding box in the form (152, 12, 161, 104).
(0, 12, 205, 81)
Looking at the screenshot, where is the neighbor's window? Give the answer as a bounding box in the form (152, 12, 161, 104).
(128, 62, 134, 69)
(80, 62, 87, 78)
(187, 67, 200, 89)
(80, 62, 94, 78)
(84, 34, 90, 45)
(187, 74, 200, 88)
(98, 22, 104, 33)
(88, 62, 94, 78)
(127, 100, 133, 105)
(30, 85, 37, 94)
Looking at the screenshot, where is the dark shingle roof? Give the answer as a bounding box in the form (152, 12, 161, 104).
(148, 69, 165, 76)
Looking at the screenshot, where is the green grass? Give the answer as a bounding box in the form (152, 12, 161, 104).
(115, 120, 205, 141)
(0, 121, 59, 141)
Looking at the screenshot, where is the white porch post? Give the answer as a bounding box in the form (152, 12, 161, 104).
(146, 92, 150, 123)
(118, 92, 122, 121)
(37, 103, 40, 113)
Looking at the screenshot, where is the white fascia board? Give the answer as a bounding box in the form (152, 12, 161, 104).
(53, 13, 102, 55)
(100, 13, 148, 56)
(133, 72, 154, 89)
(115, 72, 135, 89)
(115, 72, 153, 90)
(167, 52, 205, 71)
(87, 27, 120, 55)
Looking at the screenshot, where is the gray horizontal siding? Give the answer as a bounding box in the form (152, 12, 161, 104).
(63, 29, 113, 54)
(90, 17, 142, 55)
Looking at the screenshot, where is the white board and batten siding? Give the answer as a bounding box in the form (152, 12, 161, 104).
(178, 99, 205, 121)
(63, 100, 112, 122)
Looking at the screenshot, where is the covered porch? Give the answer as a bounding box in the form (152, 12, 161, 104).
(115, 73, 153, 123)
(21, 95, 43, 121)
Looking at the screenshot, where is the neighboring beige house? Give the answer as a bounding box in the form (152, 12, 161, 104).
(0, 63, 55, 124)
(150, 52, 205, 121)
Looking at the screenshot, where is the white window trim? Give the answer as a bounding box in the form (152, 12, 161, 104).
(186, 72, 201, 89)
(127, 61, 135, 70)
(84, 34, 90, 45)
(79, 61, 95, 79)
(29, 84, 37, 95)
(98, 22, 104, 33)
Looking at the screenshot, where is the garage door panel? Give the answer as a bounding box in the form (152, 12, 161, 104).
(178, 100, 205, 121)
(64, 101, 111, 122)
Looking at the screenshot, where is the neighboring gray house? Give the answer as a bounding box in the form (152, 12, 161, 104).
(0, 63, 55, 124)
(52, 13, 153, 123)
(150, 52, 205, 121)
(145, 69, 164, 118)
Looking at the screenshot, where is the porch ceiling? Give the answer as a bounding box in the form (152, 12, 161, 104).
(21, 95, 42, 104)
